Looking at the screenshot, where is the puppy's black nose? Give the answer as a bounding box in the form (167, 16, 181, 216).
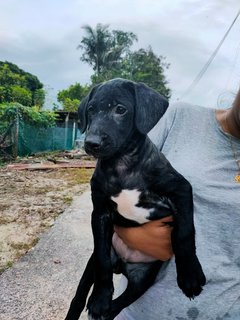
(85, 136, 101, 150)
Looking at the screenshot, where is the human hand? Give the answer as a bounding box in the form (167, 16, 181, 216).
(114, 216, 174, 261)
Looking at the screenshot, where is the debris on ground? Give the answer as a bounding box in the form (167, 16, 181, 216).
(0, 150, 95, 273)
(7, 160, 96, 170)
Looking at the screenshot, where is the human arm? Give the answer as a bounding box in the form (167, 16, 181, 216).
(114, 216, 174, 261)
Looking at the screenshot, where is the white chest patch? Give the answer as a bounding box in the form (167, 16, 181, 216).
(111, 189, 152, 224)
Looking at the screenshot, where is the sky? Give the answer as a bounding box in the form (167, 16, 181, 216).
(0, 0, 240, 108)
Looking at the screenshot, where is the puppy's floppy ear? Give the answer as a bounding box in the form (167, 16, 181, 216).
(134, 82, 169, 134)
(78, 84, 101, 133)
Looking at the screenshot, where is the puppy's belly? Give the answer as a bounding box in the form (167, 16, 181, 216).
(111, 189, 153, 224)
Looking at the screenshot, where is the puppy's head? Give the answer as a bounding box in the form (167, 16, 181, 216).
(78, 78, 168, 158)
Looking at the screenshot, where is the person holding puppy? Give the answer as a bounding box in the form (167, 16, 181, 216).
(114, 87, 240, 319)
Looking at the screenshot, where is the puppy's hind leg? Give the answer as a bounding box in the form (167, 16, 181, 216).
(65, 253, 95, 320)
(105, 261, 163, 320)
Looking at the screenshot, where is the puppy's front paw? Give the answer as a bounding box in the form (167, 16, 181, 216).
(87, 286, 113, 320)
(176, 255, 206, 299)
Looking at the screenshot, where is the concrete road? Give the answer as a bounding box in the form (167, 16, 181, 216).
(0, 190, 94, 320)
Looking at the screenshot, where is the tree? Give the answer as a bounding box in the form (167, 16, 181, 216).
(91, 47, 171, 98)
(75, 25, 171, 98)
(78, 24, 137, 76)
(11, 86, 32, 106)
(57, 83, 90, 112)
(0, 102, 57, 148)
(121, 47, 171, 98)
(0, 61, 45, 108)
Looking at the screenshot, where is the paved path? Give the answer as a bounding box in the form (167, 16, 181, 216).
(0, 190, 94, 320)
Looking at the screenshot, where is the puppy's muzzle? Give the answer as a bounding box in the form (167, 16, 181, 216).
(85, 136, 102, 151)
(84, 134, 111, 157)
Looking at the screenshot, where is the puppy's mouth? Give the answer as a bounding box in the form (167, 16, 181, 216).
(84, 142, 115, 159)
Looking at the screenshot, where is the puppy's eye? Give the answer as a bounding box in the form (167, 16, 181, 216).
(88, 105, 94, 113)
(115, 105, 127, 115)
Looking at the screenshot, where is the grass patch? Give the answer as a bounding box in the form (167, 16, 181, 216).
(11, 237, 39, 251)
(0, 158, 6, 168)
(0, 260, 14, 274)
(36, 186, 53, 194)
(63, 195, 73, 205)
(66, 168, 94, 185)
(6, 260, 13, 268)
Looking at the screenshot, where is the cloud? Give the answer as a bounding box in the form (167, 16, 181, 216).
(0, 0, 240, 107)
(0, 29, 91, 86)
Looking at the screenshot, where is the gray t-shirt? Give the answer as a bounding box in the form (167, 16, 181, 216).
(115, 103, 240, 320)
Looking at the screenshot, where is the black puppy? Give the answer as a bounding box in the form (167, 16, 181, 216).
(65, 78, 206, 320)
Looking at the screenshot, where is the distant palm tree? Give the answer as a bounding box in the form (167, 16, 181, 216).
(78, 24, 137, 76)
(78, 24, 110, 75)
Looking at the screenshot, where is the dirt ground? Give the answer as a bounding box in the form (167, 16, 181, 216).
(0, 151, 95, 273)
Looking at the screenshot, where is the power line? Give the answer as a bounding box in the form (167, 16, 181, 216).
(180, 7, 240, 100)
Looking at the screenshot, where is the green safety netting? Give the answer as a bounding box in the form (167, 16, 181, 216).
(17, 121, 77, 156)
(1, 119, 82, 157)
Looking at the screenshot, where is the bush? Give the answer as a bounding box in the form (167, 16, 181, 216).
(0, 103, 58, 134)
